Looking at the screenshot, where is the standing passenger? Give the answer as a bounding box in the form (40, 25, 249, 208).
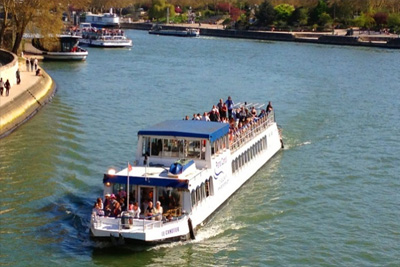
(16, 69, 21, 84)
(225, 96, 234, 119)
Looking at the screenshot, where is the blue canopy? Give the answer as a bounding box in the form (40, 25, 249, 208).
(138, 120, 229, 143)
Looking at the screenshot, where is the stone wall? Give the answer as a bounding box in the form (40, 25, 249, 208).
(0, 68, 55, 138)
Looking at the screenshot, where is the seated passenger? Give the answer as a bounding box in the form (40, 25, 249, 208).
(152, 201, 163, 221)
(129, 202, 141, 219)
(145, 201, 154, 219)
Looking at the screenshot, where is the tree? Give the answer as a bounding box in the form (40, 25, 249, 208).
(148, 0, 175, 21)
(255, 0, 276, 26)
(309, 0, 328, 25)
(289, 7, 309, 26)
(387, 13, 400, 32)
(0, 0, 15, 47)
(274, 4, 295, 22)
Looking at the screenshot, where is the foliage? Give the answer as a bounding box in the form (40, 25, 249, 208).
(319, 12, 332, 27)
(387, 13, 400, 32)
(148, 0, 175, 21)
(309, 0, 328, 25)
(289, 7, 309, 26)
(354, 12, 376, 29)
(274, 4, 295, 22)
(255, 0, 276, 26)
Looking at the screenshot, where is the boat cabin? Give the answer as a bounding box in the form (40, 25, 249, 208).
(102, 120, 230, 220)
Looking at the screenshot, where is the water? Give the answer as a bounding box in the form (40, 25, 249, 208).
(1, 30, 399, 266)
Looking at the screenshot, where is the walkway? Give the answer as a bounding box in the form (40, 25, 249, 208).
(0, 62, 43, 108)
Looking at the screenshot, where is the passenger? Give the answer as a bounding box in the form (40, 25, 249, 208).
(130, 202, 141, 219)
(201, 112, 210, 121)
(96, 197, 104, 210)
(153, 201, 163, 221)
(196, 113, 201, 120)
(113, 201, 122, 217)
(93, 202, 105, 216)
(217, 98, 224, 114)
(221, 103, 228, 119)
(266, 101, 273, 114)
(184, 115, 189, 120)
(251, 106, 257, 117)
(145, 201, 154, 219)
(103, 194, 111, 211)
(118, 187, 127, 198)
(119, 197, 126, 211)
(225, 96, 234, 119)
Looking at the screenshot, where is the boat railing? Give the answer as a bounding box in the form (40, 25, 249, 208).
(230, 111, 275, 153)
(94, 211, 186, 232)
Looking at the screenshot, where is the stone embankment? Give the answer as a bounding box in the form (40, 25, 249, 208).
(121, 22, 400, 49)
(0, 50, 55, 138)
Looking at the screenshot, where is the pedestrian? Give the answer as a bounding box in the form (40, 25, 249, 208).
(5, 79, 11, 96)
(34, 58, 38, 71)
(16, 69, 21, 84)
(25, 58, 30, 71)
(0, 78, 4, 96)
(30, 58, 34, 72)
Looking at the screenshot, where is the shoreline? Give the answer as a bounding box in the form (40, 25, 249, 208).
(121, 22, 400, 49)
(0, 55, 55, 138)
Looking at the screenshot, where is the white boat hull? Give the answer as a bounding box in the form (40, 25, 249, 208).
(43, 51, 88, 61)
(90, 118, 282, 243)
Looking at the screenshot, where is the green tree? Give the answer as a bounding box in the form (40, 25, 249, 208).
(289, 7, 309, 26)
(255, 0, 276, 26)
(148, 0, 175, 21)
(274, 4, 295, 22)
(387, 13, 400, 32)
(309, 0, 328, 25)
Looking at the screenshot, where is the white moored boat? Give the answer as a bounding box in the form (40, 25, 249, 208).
(79, 25, 132, 48)
(90, 101, 282, 244)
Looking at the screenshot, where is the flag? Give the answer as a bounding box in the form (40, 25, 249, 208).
(128, 162, 132, 172)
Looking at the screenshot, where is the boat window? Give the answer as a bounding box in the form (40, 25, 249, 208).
(150, 138, 162, 156)
(169, 139, 183, 157)
(200, 140, 206, 160)
(157, 187, 181, 212)
(201, 182, 206, 200)
(209, 176, 214, 196)
(142, 137, 150, 156)
(186, 140, 201, 159)
(196, 186, 201, 202)
(191, 190, 196, 207)
(205, 180, 210, 197)
(232, 160, 235, 173)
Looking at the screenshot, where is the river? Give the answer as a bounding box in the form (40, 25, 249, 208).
(0, 30, 399, 266)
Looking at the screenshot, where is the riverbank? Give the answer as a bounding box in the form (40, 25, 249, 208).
(0, 55, 55, 138)
(121, 22, 400, 49)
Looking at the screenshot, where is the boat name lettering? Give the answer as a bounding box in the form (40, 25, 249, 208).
(216, 157, 227, 169)
(161, 227, 179, 237)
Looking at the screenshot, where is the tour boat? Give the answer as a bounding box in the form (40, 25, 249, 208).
(25, 35, 88, 61)
(79, 27, 133, 48)
(149, 25, 200, 37)
(83, 11, 120, 28)
(90, 102, 282, 244)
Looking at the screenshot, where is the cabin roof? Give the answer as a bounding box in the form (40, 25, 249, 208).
(138, 120, 229, 142)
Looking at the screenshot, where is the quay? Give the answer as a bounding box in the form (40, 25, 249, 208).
(0, 50, 55, 138)
(121, 22, 400, 49)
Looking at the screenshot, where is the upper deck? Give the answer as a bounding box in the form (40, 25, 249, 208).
(138, 120, 229, 142)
